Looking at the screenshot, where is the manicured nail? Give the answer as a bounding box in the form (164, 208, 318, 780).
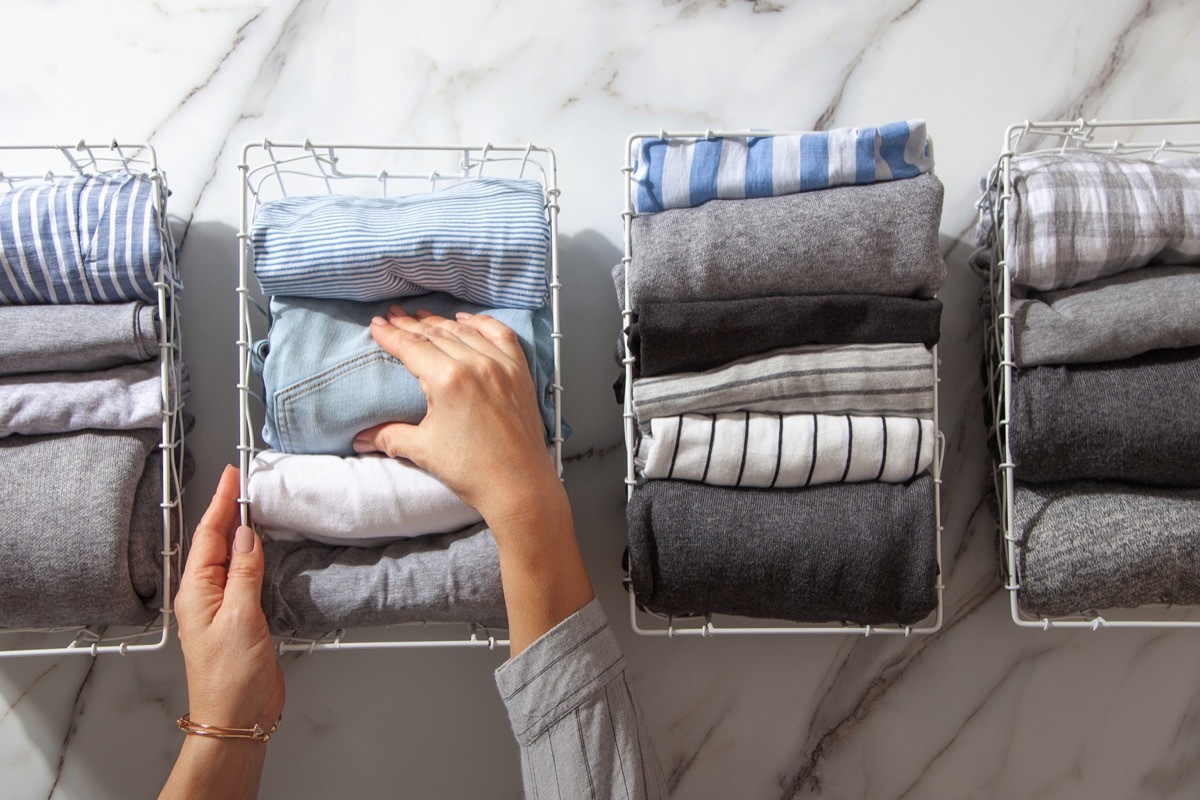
(352, 437, 375, 454)
(234, 525, 255, 553)
(455, 312, 474, 320)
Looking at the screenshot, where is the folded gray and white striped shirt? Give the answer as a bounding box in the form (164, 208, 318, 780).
(630, 343, 935, 422)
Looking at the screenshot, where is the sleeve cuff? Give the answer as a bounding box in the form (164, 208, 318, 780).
(494, 598, 626, 746)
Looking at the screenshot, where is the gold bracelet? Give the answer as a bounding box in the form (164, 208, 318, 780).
(176, 713, 282, 743)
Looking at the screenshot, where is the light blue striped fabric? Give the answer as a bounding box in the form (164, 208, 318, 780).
(0, 173, 171, 305)
(631, 119, 932, 214)
(251, 178, 550, 308)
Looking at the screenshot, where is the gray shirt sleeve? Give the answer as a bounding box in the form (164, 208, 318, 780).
(495, 598, 669, 799)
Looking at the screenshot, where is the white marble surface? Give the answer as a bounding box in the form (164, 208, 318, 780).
(3, 1, 1200, 797)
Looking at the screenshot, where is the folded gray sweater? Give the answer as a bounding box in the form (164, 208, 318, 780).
(1012, 265, 1200, 367)
(626, 476, 938, 625)
(1014, 480, 1200, 617)
(261, 524, 507, 634)
(1010, 346, 1200, 486)
(622, 295, 942, 378)
(0, 427, 180, 628)
(616, 172, 946, 308)
(0, 301, 159, 376)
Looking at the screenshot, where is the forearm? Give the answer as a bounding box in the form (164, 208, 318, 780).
(489, 481, 594, 657)
(160, 737, 267, 800)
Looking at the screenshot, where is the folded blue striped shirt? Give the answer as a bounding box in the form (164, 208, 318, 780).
(251, 178, 550, 308)
(631, 119, 932, 214)
(0, 173, 172, 305)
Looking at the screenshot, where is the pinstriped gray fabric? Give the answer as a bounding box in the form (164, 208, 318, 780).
(1012, 265, 1200, 366)
(1007, 152, 1200, 291)
(636, 412, 933, 488)
(496, 599, 667, 799)
(631, 343, 934, 423)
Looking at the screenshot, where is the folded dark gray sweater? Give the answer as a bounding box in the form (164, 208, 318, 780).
(616, 172, 946, 308)
(1014, 480, 1200, 617)
(626, 476, 938, 625)
(622, 294, 942, 378)
(1010, 346, 1200, 486)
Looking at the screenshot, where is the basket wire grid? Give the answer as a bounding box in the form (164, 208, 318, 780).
(237, 140, 564, 653)
(619, 129, 945, 638)
(0, 140, 185, 658)
(984, 117, 1200, 630)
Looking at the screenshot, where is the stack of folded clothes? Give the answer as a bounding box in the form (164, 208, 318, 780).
(989, 152, 1200, 616)
(248, 178, 561, 634)
(616, 121, 945, 625)
(0, 171, 189, 629)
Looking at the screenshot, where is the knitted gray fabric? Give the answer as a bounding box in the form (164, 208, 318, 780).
(1010, 346, 1200, 486)
(1013, 265, 1200, 367)
(616, 172, 946, 307)
(0, 301, 159, 376)
(0, 427, 181, 628)
(1014, 480, 1200, 617)
(261, 524, 507, 634)
(632, 343, 935, 423)
(623, 295, 942, 378)
(626, 475, 938, 625)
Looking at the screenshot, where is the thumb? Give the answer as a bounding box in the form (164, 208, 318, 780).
(224, 525, 265, 611)
(353, 421, 425, 463)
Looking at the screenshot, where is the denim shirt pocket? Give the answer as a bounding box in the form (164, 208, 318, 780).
(271, 351, 426, 455)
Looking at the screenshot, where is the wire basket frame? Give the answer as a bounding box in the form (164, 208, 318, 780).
(619, 129, 945, 638)
(984, 117, 1200, 630)
(0, 140, 185, 658)
(237, 140, 565, 653)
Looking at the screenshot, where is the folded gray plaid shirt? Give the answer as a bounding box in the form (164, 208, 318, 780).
(1006, 152, 1200, 291)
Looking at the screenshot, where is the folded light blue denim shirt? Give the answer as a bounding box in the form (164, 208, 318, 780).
(252, 293, 563, 455)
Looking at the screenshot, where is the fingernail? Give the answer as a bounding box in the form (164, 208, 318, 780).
(371, 316, 388, 326)
(352, 437, 375, 453)
(388, 305, 406, 319)
(234, 525, 255, 553)
(455, 312, 473, 320)
(414, 308, 431, 319)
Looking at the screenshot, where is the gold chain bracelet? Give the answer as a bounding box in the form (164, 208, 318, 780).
(176, 713, 282, 743)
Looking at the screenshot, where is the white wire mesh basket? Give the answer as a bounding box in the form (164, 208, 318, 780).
(983, 117, 1200, 630)
(0, 141, 185, 658)
(237, 140, 564, 653)
(618, 129, 945, 638)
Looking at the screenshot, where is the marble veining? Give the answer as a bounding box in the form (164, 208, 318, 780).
(2, 1, 1200, 797)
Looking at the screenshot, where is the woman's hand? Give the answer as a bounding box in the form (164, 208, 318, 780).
(353, 307, 563, 533)
(174, 465, 284, 732)
(352, 307, 592, 656)
(162, 466, 284, 799)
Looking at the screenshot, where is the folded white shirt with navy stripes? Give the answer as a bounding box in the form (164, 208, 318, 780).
(630, 343, 935, 422)
(250, 178, 550, 308)
(636, 412, 934, 488)
(0, 173, 173, 305)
